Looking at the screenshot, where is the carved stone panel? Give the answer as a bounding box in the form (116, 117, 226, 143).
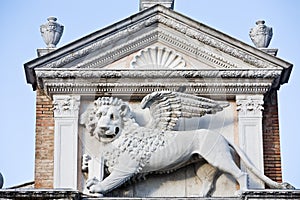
(53, 95, 81, 189)
(78, 95, 238, 197)
(236, 95, 264, 189)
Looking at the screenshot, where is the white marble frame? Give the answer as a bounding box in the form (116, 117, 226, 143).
(53, 95, 81, 189)
(236, 95, 264, 189)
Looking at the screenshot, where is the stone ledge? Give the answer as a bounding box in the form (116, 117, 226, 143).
(241, 189, 300, 199)
(82, 198, 239, 200)
(0, 189, 80, 200)
(0, 189, 299, 200)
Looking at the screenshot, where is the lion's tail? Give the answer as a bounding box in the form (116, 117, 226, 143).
(228, 141, 284, 189)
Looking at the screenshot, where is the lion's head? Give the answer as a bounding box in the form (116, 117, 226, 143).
(80, 97, 133, 143)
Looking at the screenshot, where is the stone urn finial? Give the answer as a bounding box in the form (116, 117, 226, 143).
(40, 17, 64, 48)
(249, 20, 273, 48)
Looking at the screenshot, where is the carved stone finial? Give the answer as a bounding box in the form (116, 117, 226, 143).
(249, 20, 273, 48)
(40, 17, 64, 48)
(139, 0, 174, 11)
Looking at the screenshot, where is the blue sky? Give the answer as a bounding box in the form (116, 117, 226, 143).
(0, 0, 299, 189)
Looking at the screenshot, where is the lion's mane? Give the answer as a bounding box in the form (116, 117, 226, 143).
(104, 120, 166, 173)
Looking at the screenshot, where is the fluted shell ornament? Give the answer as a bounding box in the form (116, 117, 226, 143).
(40, 17, 64, 48)
(131, 46, 186, 69)
(249, 20, 273, 48)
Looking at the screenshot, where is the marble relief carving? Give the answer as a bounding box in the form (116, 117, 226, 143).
(53, 96, 80, 117)
(79, 91, 294, 197)
(236, 95, 264, 116)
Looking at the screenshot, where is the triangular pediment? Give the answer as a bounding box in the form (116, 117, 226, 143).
(24, 4, 292, 93)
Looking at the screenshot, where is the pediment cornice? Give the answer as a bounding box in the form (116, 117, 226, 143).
(31, 12, 286, 69)
(24, 5, 292, 90)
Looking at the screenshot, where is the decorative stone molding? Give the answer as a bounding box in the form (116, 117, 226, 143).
(35, 69, 280, 97)
(35, 69, 282, 79)
(236, 95, 265, 189)
(53, 95, 81, 190)
(71, 30, 159, 69)
(39, 30, 239, 70)
(155, 15, 276, 68)
(159, 31, 239, 69)
(130, 46, 186, 69)
(43, 82, 272, 98)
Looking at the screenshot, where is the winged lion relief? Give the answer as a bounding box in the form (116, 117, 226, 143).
(79, 91, 294, 197)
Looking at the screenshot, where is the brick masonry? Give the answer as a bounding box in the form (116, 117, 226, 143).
(34, 89, 54, 188)
(263, 90, 282, 183)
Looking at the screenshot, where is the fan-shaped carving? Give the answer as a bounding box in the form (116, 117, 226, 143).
(130, 46, 186, 69)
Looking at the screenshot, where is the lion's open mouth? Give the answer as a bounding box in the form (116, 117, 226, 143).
(97, 127, 120, 142)
(101, 133, 116, 139)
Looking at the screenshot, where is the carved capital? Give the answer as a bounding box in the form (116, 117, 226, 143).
(53, 95, 80, 118)
(236, 95, 264, 117)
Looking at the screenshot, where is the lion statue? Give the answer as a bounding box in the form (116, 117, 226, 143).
(80, 91, 294, 197)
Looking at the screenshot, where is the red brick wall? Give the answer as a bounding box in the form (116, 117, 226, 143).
(263, 90, 282, 183)
(34, 89, 54, 188)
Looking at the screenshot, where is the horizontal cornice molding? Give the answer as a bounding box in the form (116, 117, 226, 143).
(35, 68, 282, 79)
(43, 82, 273, 98)
(35, 69, 280, 97)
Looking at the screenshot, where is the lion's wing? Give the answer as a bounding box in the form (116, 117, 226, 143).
(140, 91, 229, 131)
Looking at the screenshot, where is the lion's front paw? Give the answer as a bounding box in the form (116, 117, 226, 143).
(281, 182, 295, 190)
(86, 177, 105, 194)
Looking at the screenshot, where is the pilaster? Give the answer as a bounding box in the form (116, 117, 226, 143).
(236, 95, 265, 189)
(52, 95, 81, 189)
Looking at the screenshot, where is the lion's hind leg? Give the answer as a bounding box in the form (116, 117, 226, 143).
(199, 135, 248, 192)
(205, 151, 248, 191)
(194, 162, 219, 197)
